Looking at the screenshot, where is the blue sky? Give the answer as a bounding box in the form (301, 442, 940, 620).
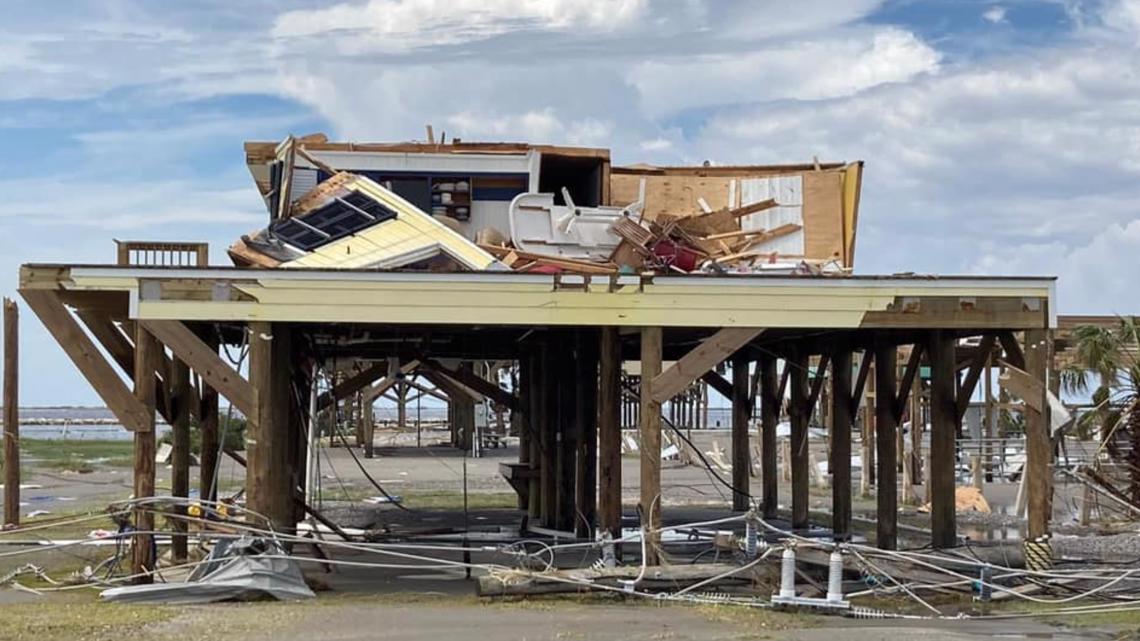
(2, 0, 1139, 405)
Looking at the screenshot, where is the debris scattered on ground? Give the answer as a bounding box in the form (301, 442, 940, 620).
(918, 486, 991, 514)
(101, 537, 314, 604)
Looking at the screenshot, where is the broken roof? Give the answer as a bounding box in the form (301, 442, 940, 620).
(230, 172, 505, 272)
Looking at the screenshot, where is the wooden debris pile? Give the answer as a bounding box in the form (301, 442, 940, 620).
(478, 197, 840, 276)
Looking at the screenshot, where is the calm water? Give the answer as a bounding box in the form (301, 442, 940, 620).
(6, 402, 737, 441)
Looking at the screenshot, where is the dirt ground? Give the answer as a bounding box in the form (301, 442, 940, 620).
(0, 592, 1129, 641)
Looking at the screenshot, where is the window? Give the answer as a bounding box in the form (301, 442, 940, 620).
(271, 191, 397, 251)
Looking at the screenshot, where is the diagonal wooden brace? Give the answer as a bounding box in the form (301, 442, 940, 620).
(20, 289, 152, 432)
(651, 327, 764, 403)
(139, 319, 256, 419)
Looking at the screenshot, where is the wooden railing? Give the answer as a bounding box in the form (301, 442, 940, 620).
(115, 241, 209, 267)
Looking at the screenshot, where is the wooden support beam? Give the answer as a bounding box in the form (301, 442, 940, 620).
(830, 347, 853, 541)
(528, 347, 546, 520)
(554, 348, 578, 532)
(850, 351, 872, 415)
(3, 299, 18, 527)
(451, 364, 477, 453)
(731, 354, 751, 511)
(874, 341, 899, 550)
(957, 336, 996, 421)
(140, 320, 255, 419)
(778, 363, 790, 407)
(422, 359, 517, 410)
(76, 311, 133, 374)
(78, 312, 175, 425)
(169, 357, 191, 561)
(651, 327, 765, 403)
(131, 323, 159, 582)
(640, 327, 663, 564)
(598, 327, 622, 539)
(574, 331, 599, 537)
(247, 322, 295, 533)
(418, 369, 480, 403)
(998, 361, 1045, 413)
(362, 392, 375, 458)
(516, 358, 532, 511)
(807, 354, 831, 410)
(21, 289, 151, 433)
(199, 335, 220, 504)
(928, 330, 958, 549)
(317, 362, 388, 411)
(998, 331, 1026, 370)
(759, 355, 779, 520)
(539, 346, 557, 526)
(701, 370, 733, 400)
(789, 348, 810, 530)
(894, 344, 925, 421)
(1024, 328, 1053, 541)
(362, 360, 421, 404)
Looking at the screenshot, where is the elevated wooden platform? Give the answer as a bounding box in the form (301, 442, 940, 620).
(17, 261, 1057, 580)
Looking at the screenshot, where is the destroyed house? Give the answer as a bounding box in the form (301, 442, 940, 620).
(15, 133, 1057, 586)
(234, 136, 864, 272)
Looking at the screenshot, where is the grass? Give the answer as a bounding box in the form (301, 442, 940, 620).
(19, 439, 133, 473)
(0, 600, 176, 641)
(317, 487, 520, 510)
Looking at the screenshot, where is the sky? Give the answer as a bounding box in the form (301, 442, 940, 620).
(1, 0, 1139, 405)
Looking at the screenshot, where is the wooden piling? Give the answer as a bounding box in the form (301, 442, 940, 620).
(830, 347, 853, 540)
(731, 353, 751, 511)
(132, 323, 159, 582)
(362, 394, 375, 459)
(598, 327, 622, 538)
(759, 355, 779, 520)
(554, 344, 578, 533)
(640, 327, 663, 565)
(928, 330, 957, 549)
(3, 299, 18, 527)
(874, 341, 899, 550)
(1025, 328, 1053, 541)
(198, 334, 220, 504)
(169, 357, 191, 561)
(789, 348, 810, 530)
(574, 330, 599, 537)
(247, 322, 295, 534)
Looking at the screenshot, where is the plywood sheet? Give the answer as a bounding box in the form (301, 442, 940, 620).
(612, 169, 848, 264)
(611, 174, 734, 221)
(802, 171, 844, 263)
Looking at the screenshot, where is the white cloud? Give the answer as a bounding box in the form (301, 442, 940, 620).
(1102, 0, 1140, 33)
(694, 43, 1140, 280)
(639, 137, 673, 152)
(628, 28, 941, 119)
(983, 6, 1008, 24)
(974, 220, 1140, 314)
(272, 0, 648, 48)
(445, 109, 613, 146)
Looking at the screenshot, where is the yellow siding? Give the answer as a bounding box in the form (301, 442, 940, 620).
(283, 176, 499, 270)
(51, 267, 1052, 329)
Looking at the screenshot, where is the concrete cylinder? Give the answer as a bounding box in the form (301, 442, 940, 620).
(826, 549, 844, 603)
(779, 547, 796, 598)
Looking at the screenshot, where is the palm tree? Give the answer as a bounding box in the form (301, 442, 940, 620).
(1061, 317, 1140, 503)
